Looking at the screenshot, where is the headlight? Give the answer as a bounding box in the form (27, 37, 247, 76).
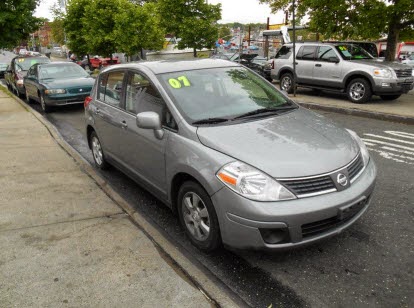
(373, 68, 393, 78)
(216, 161, 296, 201)
(346, 129, 370, 166)
(45, 89, 66, 94)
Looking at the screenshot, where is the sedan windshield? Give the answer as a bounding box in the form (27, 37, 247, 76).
(335, 44, 374, 60)
(158, 67, 296, 124)
(15, 57, 50, 71)
(39, 64, 89, 80)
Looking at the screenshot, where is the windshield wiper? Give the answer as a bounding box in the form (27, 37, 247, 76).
(234, 106, 297, 120)
(192, 117, 230, 125)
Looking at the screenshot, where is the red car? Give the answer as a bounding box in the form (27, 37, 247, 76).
(75, 55, 120, 70)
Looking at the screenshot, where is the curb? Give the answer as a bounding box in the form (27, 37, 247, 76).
(296, 101, 414, 125)
(7, 90, 243, 308)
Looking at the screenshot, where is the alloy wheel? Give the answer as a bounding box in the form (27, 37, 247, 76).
(349, 82, 366, 101)
(181, 192, 210, 241)
(92, 136, 103, 166)
(281, 76, 292, 91)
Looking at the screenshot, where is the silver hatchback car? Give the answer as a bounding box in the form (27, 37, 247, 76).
(85, 59, 376, 251)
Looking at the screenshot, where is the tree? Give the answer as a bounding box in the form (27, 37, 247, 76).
(49, 3, 66, 46)
(113, 2, 165, 57)
(0, 0, 43, 48)
(260, 0, 414, 61)
(218, 26, 231, 39)
(158, 0, 222, 57)
(64, 0, 90, 57)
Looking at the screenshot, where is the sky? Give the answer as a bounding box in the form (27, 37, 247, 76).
(34, 0, 285, 24)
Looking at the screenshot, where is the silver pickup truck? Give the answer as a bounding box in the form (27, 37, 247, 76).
(271, 42, 414, 103)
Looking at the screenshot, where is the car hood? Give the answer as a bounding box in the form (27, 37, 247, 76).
(41, 77, 95, 88)
(196, 108, 359, 178)
(350, 59, 412, 70)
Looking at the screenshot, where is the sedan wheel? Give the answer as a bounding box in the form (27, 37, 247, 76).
(40, 94, 51, 113)
(178, 181, 221, 251)
(90, 131, 108, 169)
(25, 88, 33, 103)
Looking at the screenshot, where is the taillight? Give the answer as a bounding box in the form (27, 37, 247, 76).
(84, 96, 92, 109)
(271, 60, 274, 69)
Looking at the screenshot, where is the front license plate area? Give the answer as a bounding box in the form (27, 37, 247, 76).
(338, 198, 366, 221)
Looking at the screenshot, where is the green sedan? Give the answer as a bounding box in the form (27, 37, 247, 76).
(23, 62, 95, 113)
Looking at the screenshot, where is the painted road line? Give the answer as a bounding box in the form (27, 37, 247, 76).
(364, 133, 414, 146)
(384, 131, 414, 140)
(362, 138, 414, 152)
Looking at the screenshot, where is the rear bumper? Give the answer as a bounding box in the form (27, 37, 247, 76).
(212, 159, 377, 250)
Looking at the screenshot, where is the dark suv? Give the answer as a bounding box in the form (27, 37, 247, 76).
(5, 55, 50, 97)
(271, 42, 413, 103)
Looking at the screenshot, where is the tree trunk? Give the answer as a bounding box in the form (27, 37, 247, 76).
(385, 20, 399, 61)
(193, 47, 197, 58)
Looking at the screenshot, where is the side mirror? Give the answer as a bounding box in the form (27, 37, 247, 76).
(136, 111, 164, 139)
(329, 57, 340, 63)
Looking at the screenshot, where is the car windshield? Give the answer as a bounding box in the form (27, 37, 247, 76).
(335, 44, 374, 60)
(158, 67, 296, 124)
(0, 63, 8, 69)
(39, 64, 89, 80)
(15, 57, 50, 71)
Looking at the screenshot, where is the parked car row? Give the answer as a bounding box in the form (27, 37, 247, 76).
(3, 54, 95, 112)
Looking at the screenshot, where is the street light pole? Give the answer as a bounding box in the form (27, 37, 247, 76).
(292, 0, 296, 97)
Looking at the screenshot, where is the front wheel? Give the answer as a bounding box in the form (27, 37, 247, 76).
(346, 78, 372, 104)
(380, 94, 401, 101)
(280, 72, 294, 94)
(25, 88, 34, 103)
(178, 181, 221, 252)
(40, 94, 51, 113)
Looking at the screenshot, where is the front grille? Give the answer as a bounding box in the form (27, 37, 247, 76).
(301, 196, 370, 238)
(347, 154, 364, 181)
(280, 176, 335, 197)
(67, 86, 92, 94)
(394, 68, 412, 78)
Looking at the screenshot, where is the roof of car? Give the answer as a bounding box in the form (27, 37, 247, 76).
(108, 59, 240, 74)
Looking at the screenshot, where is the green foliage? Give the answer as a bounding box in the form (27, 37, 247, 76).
(49, 3, 66, 46)
(218, 26, 231, 39)
(158, 0, 221, 56)
(65, 0, 165, 57)
(0, 0, 44, 48)
(113, 2, 165, 56)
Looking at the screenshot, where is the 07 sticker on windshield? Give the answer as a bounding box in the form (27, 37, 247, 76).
(169, 76, 191, 89)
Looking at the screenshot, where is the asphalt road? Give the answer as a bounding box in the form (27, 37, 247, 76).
(1, 51, 413, 307)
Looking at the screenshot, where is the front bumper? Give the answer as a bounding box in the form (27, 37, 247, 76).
(44, 93, 90, 106)
(212, 159, 377, 250)
(373, 77, 414, 94)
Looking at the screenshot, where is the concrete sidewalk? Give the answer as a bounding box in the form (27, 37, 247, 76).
(0, 89, 236, 307)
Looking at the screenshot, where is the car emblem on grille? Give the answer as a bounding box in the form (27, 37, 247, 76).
(337, 173, 348, 187)
(79, 89, 83, 92)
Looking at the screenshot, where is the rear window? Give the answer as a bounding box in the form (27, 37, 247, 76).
(15, 57, 50, 71)
(275, 46, 292, 59)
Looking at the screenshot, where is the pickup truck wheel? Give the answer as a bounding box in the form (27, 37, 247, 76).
(380, 94, 401, 101)
(178, 181, 221, 252)
(280, 73, 294, 94)
(347, 78, 372, 104)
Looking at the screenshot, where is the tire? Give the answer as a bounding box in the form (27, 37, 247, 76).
(380, 94, 401, 101)
(25, 88, 34, 104)
(40, 94, 51, 113)
(90, 131, 109, 170)
(346, 78, 372, 104)
(177, 181, 221, 252)
(280, 72, 294, 94)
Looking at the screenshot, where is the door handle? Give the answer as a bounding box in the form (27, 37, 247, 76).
(315, 64, 322, 67)
(121, 120, 128, 129)
(295, 62, 298, 65)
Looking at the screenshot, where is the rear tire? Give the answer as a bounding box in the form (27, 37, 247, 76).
(380, 94, 401, 101)
(280, 72, 294, 94)
(177, 181, 221, 252)
(90, 131, 109, 170)
(346, 78, 372, 104)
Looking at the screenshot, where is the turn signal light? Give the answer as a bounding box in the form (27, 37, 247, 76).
(84, 96, 92, 109)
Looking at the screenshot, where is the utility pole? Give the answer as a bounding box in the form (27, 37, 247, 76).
(292, 0, 296, 97)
